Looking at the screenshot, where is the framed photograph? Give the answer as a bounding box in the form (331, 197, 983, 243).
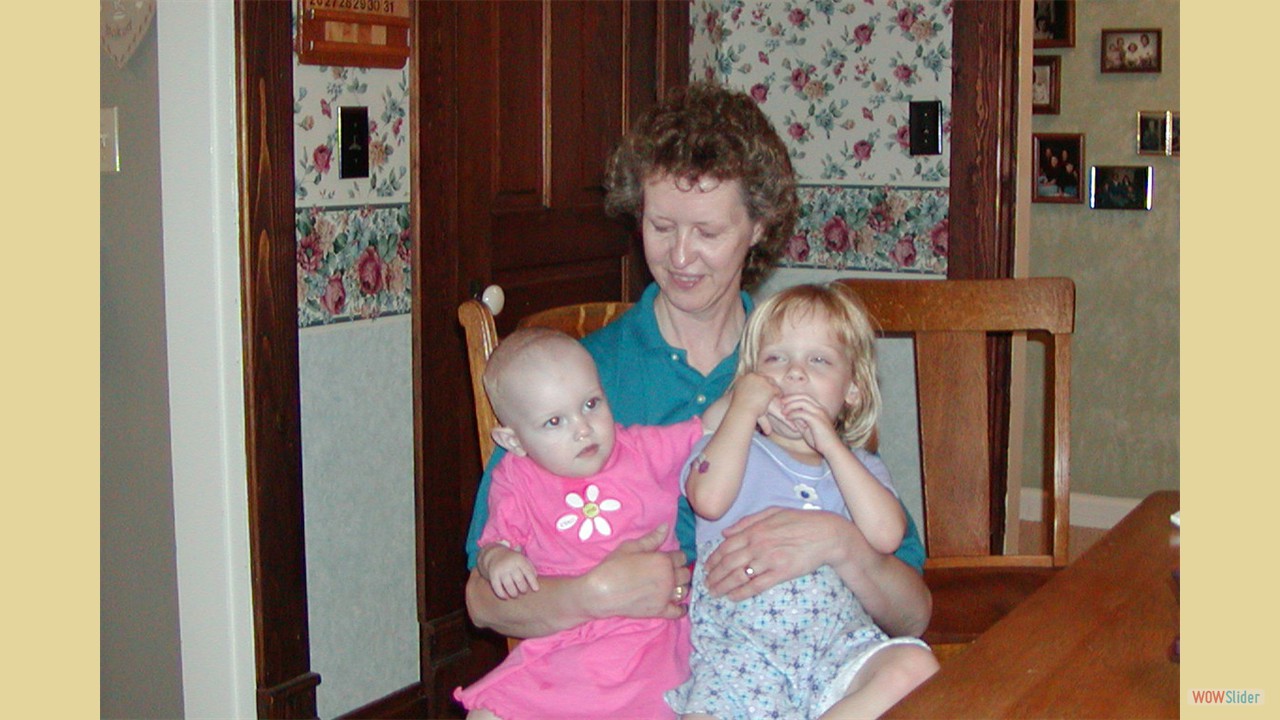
(1137, 111, 1169, 155)
(1169, 112, 1180, 156)
(1101, 29, 1162, 73)
(1032, 56, 1061, 115)
(1033, 133, 1085, 204)
(1033, 1, 1075, 48)
(1089, 166, 1153, 210)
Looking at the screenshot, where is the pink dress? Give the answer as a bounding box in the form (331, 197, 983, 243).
(454, 420, 701, 720)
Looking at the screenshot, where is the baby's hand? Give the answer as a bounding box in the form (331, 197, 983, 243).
(478, 543, 540, 599)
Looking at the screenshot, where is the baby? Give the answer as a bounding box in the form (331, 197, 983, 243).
(454, 327, 701, 720)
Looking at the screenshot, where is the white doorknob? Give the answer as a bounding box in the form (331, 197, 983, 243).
(480, 284, 506, 316)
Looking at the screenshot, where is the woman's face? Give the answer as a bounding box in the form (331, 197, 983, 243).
(641, 175, 764, 316)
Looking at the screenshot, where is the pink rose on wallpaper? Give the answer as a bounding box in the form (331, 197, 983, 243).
(789, 8, 807, 25)
(750, 83, 769, 103)
(788, 123, 808, 141)
(868, 204, 894, 233)
(392, 117, 403, 136)
(703, 10, 722, 44)
(853, 140, 873, 162)
(930, 219, 950, 257)
(790, 67, 810, 91)
(894, 64, 915, 84)
(896, 124, 912, 150)
(356, 246, 387, 296)
(313, 145, 332, 175)
(891, 237, 917, 268)
(298, 232, 324, 273)
(398, 229, 412, 263)
(853, 24, 874, 46)
(786, 234, 810, 263)
(833, 61, 845, 76)
(897, 9, 917, 32)
(321, 274, 346, 315)
(703, 10, 719, 34)
(822, 217, 851, 253)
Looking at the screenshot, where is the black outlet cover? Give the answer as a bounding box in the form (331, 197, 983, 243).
(339, 106, 370, 179)
(909, 100, 942, 156)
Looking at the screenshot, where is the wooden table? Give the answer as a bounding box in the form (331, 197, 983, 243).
(884, 490, 1180, 719)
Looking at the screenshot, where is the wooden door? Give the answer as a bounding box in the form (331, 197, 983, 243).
(409, 2, 687, 715)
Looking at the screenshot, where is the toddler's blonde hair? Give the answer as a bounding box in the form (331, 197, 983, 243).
(737, 283, 881, 447)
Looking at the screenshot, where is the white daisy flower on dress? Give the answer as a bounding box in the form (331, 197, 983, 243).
(555, 484, 622, 541)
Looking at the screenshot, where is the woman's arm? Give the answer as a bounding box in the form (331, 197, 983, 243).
(466, 524, 691, 638)
(701, 508, 930, 637)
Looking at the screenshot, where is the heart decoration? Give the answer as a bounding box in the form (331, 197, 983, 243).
(101, 0, 157, 70)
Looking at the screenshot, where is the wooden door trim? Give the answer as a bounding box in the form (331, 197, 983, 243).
(947, 0, 1022, 551)
(234, 1, 319, 717)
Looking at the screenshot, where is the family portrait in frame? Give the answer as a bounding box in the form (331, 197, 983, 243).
(1032, 56, 1061, 115)
(1137, 110, 1179, 156)
(1101, 29, 1161, 73)
(1089, 166, 1153, 210)
(1033, 0, 1075, 48)
(1033, 133, 1085, 204)
(1137, 111, 1167, 155)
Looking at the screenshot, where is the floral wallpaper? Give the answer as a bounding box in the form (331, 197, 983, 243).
(296, 205, 412, 327)
(691, 0, 953, 273)
(293, 23, 412, 327)
(293, 63, 410, 205)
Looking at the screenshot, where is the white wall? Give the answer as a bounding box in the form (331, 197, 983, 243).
(157, 2, 256, 717)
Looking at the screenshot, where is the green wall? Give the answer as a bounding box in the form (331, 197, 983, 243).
(1024, 0, 1179, 499)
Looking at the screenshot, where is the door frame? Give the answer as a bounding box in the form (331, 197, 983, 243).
(235, 0, 1019, 716)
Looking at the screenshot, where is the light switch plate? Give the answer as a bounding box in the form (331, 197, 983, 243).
(338, 106, 370, 179)
(101, 107, 120, 173)
(909, 100, 942, 156)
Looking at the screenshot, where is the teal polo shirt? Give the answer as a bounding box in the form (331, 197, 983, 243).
(465, 283, 926, 572)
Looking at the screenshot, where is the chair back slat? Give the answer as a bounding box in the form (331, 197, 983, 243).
(836, 277, 1075, 569)
(915, 331, 991, 558)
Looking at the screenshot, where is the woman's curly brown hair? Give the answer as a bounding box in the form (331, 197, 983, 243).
(604, 81, 798, 289)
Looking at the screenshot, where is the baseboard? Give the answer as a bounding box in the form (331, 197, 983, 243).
(1019, 489, 1141, 529)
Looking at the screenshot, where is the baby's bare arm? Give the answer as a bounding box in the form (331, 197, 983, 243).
(478, 543, 541, 599)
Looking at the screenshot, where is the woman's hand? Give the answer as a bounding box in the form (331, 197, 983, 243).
(466, 524, 691, 638)
(581, 524, 692, 621)
(701, 507, 931, 637)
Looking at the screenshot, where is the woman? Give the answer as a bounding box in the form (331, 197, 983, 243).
(464, 81, 930, 660)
